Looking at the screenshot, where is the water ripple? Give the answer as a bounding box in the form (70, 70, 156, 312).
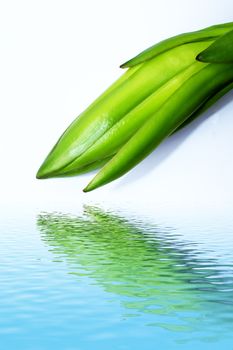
(0, 206, 233, 349)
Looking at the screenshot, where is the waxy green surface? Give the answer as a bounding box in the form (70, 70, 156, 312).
(197, 28, 233, 63)
(36, 22, 233, 191)
(120, 22, 233, 68)
(85, 62, 233, 191)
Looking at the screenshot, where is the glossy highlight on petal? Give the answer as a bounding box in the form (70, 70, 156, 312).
(36, 22, 233, 191)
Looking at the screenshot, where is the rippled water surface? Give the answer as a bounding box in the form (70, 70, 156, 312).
(1, 205, 233, 350)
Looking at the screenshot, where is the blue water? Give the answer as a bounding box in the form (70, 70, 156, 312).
(1, 205, 233, 350)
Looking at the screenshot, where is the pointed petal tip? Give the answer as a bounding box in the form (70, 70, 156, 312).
(83, 185, 92, 193)
(36, 166, 45, 179)
(120, 59, 140, 69)
(83, 180, 97, 193)
(36, 172, 42, 179)
(119, 62, 128, 69)
(36, 162, 57, 179)
(36, 168, 49, 179)
(196, 53, 205, 62)
(36, 154, 70, 179)
(36, 156, 54, 179)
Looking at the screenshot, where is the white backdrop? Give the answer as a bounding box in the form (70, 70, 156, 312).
(1, 0, 233, 216)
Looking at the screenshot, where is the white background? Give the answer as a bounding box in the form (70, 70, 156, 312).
(0, 0, 233, 217)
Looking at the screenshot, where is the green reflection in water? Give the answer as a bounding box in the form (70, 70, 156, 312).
(37, 206, 233, 334)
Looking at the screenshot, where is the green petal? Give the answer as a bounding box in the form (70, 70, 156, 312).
(120, 22, 233, 68)
(197, 28, 233, 63)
